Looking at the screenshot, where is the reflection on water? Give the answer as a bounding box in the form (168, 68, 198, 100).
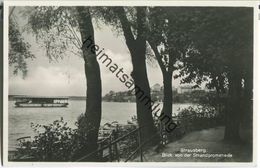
(8, 100, 191, 151)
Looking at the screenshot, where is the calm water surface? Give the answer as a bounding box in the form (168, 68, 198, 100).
(8, 100, 192, 151)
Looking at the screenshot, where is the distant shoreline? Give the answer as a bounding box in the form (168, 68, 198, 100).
(8, 95, 87, 101)
(9, 90, 217, 104)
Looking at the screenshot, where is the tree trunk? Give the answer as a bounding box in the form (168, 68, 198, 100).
(131, 41, 159, 145)
(224, 72, 242, 142)
(148, 38, 175, 129)
(116, 7, 159, 145)
(242, 45, 253, 131)
(75, 7, 102, 161)
(161, 72, 173, 122)
(243, 72, 253, 127)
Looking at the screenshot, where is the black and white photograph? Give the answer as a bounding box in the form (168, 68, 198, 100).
(3, 1, 257, 166)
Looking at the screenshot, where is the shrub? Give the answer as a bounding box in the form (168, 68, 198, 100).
(14, 115, 140, 161)
(15, 117, 82, 161)
(176, 104, 223, 132)
(152, 104, 224, 143)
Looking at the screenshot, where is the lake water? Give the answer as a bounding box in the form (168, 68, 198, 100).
(8, 100, 192, 151)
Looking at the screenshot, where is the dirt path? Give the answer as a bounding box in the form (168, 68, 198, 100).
(140, 126, 252, 162)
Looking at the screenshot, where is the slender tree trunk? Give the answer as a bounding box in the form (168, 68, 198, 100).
(243, 73, 253, 127)
(116, 7, 159, 145)
(242, 47, 253, 131)
(131, 40, 159, 145)
(161, 72, 173, 120)
(240, 13, 253, 142)
(240, 69, 253, 144)
(148, 36, 175, 130)
(224, 72, 242, 142)
(75, 7, 102, 161)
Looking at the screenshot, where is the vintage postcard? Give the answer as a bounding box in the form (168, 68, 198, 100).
(2, 0, 258, 166)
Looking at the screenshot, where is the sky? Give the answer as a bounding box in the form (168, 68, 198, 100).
(8, 6, 183, 97)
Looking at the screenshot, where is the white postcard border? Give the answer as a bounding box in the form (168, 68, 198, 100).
(3, 0, 259, 167)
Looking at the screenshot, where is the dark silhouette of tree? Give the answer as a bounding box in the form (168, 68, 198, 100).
(74, 7, 102, 160)
(114, 7, 159, 144)
(97, 7, 159, 144)
(147, 7, 192, 128)
(179, 8, 253, 142)
(10, 7, 102, 160)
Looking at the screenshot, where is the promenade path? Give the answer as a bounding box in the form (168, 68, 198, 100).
(139, 126, 252, 162)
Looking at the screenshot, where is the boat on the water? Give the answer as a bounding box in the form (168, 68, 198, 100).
(14, 96, 69, 108)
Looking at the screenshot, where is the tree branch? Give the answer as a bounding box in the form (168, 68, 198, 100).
(136, 7, 147, 42)
(65, 23, 82, 48)
(114, 7, 136, 48)
(9, 6, 15, 18)
(168, 48, 175, 73)
(67, 19, 82, 46)
(149, 41, 166, 74)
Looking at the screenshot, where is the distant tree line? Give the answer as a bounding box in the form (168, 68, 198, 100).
(102, 89, 220, 104)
